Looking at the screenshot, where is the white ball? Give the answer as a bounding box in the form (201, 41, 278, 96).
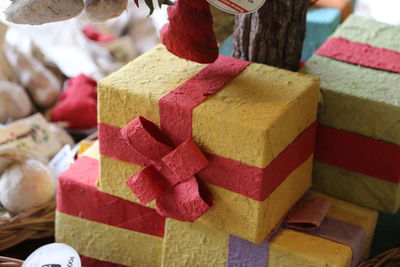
(0, 159, 55, 213)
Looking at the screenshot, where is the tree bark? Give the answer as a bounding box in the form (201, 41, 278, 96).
(232, 0, 309, 71)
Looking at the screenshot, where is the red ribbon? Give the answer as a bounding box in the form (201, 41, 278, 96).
(122, 116, 212, 222)
(316, 37, 400, 74)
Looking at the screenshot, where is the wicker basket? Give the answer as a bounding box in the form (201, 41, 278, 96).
(0, 256, 23, 266)
(0, 201, 55, 251)
(358, 247, 400, 267)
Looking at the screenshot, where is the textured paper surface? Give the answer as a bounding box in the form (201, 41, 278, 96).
(316, 125, 400, 184)
(302, 15, 400, 213)
(99, 154, 312, 243)
(56, 150, 165, 266)
(161, 192, 377, 267)
(302, 15, 400, 145)
(99, 45, 319, 168)
(314, 162, 400, 214)
(301, 8, 341, 62)
(317, 37, 400, 73)
(80, 255, 124, 267)
(56, 212, 162, 267)
(57, 156, 166, 237)
(98, 44, 319, 242)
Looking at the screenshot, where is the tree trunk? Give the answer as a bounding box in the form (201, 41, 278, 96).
(232, 0, 309, 71)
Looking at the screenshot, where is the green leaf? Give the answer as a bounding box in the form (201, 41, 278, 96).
(145, 0, 155, 15)
(142, 0, 174, 16)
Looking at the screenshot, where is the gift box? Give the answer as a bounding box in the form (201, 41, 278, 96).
(98, 44, 320, 243)
(301, 15, 400, 214)
(301, 8, 341, 62)
(55, 142, 165, 266)
(314, 0, 352, 21)
(162, 192, 378, 267)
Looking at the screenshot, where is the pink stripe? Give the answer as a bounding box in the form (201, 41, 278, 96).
(199, 123, 316, 201)
(99, 123, 316, 201)
(57, 156, 166, 237)
(159, 55, 251, 145)
(316, 37, 400, 73)
(315, 124, 400, 184)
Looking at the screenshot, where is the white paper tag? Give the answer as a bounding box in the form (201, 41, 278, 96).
(207, 0, 265, 14)
(49, 144, 75, 180)
(22, 243, 81, 267)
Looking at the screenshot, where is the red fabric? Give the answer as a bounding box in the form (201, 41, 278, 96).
(83, 25, 114, 43)
(57, 156, 166, 237)
(80, 255, 126, 267)
(315, 124, 400, 184)
(159, 55, 251, 145)
(99, 119, 316, 202)
(316, 37, 400, 73)
(284, 197, 332, 231)
(99, 55, 316, 202)
(122, 116, 211, 222)
(51, 74, 97, 129)
(160, 0, 219, 63)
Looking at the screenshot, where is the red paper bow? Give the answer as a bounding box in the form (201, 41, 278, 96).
(123, 116, 212, 222)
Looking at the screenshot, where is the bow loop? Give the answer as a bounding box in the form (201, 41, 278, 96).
(124, 116, 212, 222)
(121, 116, 173, 161)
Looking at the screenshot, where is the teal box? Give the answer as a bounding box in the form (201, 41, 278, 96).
(301, 8, 341, 61)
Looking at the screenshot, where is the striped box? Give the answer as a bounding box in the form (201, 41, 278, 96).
(98, 45, 320, 243)
(302, 15, 400, 213)
(56, 144, 165, 266)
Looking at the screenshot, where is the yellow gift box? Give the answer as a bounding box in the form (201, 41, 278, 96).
(55, 142, 164, 266)
(98, 45, 320, 243)
(162, 192, 378, 267)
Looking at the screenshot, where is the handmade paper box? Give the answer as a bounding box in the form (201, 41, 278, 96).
(314, 0, 352, 21)
(301, 15, 400, 214)
(55, 143, 165, 267)
(301, 8, 341, 62)
(162, 192, 378, 267)
(98, 44, 320, 243)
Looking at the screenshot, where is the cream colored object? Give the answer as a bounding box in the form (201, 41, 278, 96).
(49, 124, 75, 147)
(4, 0, 84, 25)
(5, 45, 61, 107)
(0, 80, 32, 123)
(0, 113, 62, 160)
(84, 0, 128, 22)
(0, 147, 55, 214)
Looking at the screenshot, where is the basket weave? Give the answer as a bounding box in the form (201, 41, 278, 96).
(0, 201, 55, 251)
(0, 256, 23, 267)
(358, 247, 400, 267)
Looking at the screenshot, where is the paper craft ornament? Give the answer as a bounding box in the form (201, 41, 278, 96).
(160, 0, 219, 63)
(51, 74, 97, 129)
